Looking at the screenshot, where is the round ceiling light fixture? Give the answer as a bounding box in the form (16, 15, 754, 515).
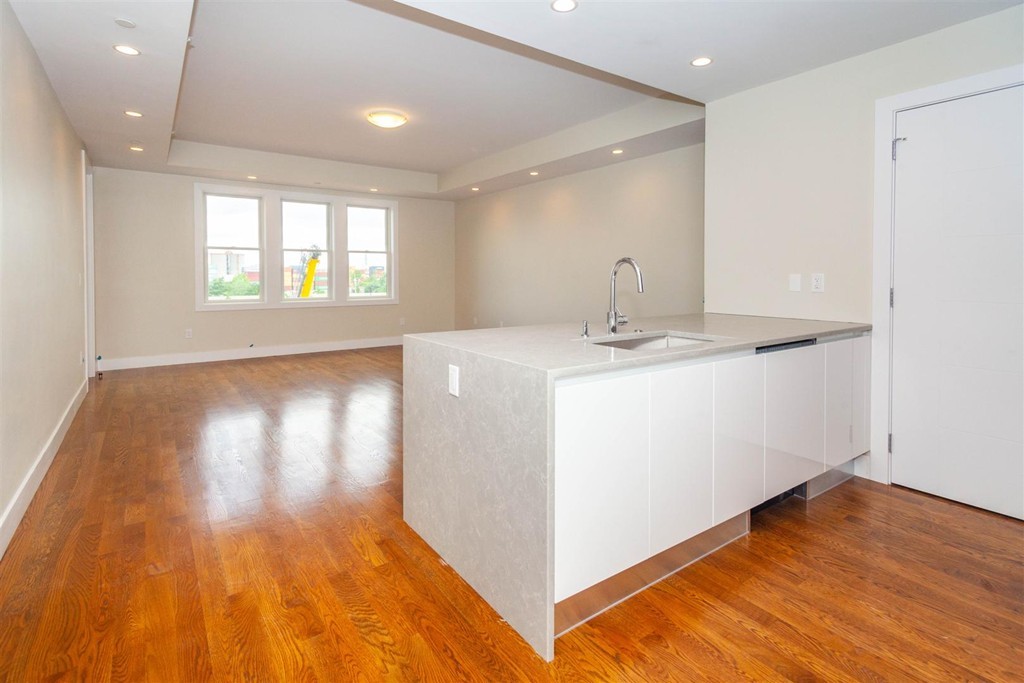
(529, 171, 539, 176)
(128, 142, 144, 152)
(247, 175, 258, 180)
(471, 187, 480, 192)
(551, 0, 578, 12)
(690, 56, 713, 67)
(114, 18, 136, 29)
(366, 110, 408, 129)
(123, 110, 143, 118)
(114, 44, 141, 56)
(611, 148, 624, 155)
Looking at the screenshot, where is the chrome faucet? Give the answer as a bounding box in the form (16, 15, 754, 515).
(608, 257, 644, 334)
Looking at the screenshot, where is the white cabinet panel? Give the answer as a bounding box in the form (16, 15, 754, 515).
(650, 363, 714, 555)
(826, 339, 855, 467)
(713, 355, 765, 524)
(765, 345, 826, 499)
(851, 335, 871, 457)
(554, 374, 650, 602)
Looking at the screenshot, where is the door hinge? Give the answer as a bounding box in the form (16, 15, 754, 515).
(889, 288, 894, 308)
(888, 433, 893, 453)
(892, 137, 907, 161)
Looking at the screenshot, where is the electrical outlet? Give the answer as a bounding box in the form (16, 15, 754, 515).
(185, 328, 193, 339)
(399, 317, 406, 326)
(448, 364, 460, 397)
(788, 274, 802, 292)
(811, 273, 825, 293)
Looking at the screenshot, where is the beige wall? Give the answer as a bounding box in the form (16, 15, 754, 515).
(454, 145, 705, 329)
(93, 168, 455, 362)
(704, 6, 1023, 323)
(0, 1, 85, 535)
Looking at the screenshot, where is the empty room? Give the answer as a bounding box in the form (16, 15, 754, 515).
(1, 0, 1021, 680)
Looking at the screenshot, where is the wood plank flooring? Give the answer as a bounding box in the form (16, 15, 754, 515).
(0, 346, 1021, 681)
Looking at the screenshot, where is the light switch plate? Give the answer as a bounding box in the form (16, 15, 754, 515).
(448, 364, 460, 397)
(789, 274, 802, 292)
(811, 273, 825, 292)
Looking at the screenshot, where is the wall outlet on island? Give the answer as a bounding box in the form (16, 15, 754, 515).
(811, 273, 825, 292)
(448, 364, 460, 397)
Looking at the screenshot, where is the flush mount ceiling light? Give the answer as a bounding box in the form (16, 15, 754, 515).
(690, 56, 713, 67)
(246, 175, 258, 180)
(529, 171, 539, 176)
(123, 110, 143, 118)
(471, 187, 480, 192)
(114, 18, 136, 29)
(128, 143, 144, 152)
(114, 44, 140, 56)
(551, 0, 578, 12)
(366, 110, 408, 129)
(370, 188, 379, 192)
(611, 149, 624, 155)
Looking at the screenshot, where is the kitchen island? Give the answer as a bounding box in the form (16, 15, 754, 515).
(403, 313, 871, 660)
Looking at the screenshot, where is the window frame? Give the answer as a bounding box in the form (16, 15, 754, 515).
(194, 183, 399, 311)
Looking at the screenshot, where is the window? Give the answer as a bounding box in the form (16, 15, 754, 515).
(195, 183, 397, 310)
(203, 195, 263, 302)
(282, 201, 330, 300)
(347, 206, 392, 298)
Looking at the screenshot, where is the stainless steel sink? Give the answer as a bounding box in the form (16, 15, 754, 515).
(591, 330, 716, 352)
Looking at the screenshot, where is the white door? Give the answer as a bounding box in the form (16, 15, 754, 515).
(890, 84, 1023, 519)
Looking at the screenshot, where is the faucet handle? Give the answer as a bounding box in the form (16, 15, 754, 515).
(616, 312, 629, 325)
(581, 320, 589, 338)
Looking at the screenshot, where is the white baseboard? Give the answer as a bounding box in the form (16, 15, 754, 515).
(0, 378, 88, 561)
(97, 335, 404, 371)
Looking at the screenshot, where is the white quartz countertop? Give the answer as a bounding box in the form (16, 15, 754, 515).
(404, 313, 871, 379)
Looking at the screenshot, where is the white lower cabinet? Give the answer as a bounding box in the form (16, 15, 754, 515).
(825, 336, 872, 466)
(765, 345, 826, 499)
(650, 363, 714, 555)
(554, 373, 650, 602)
(713, 355, 766, 524)
(554, 335, 870, 602)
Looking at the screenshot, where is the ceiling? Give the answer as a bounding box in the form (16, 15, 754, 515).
(10, 0, 1018, 199)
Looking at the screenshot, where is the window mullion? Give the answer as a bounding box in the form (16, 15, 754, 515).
(265, 193, 283, 305)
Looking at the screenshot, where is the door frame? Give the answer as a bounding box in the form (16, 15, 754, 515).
(867, 64, 1023, 485)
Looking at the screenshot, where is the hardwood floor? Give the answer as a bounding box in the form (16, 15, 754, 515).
(0, 346, 1021, 681)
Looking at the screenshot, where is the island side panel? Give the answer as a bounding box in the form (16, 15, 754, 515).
(403, 337, 553, 659)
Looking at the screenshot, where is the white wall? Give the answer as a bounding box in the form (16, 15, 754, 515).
(704, 5, 1024, 323)
(454, 145, 705, 329)
(0, 0, 87, 557)
(92, 168, 455, 365)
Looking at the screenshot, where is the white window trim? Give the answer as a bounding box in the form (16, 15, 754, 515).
(194, 182, 399, 311)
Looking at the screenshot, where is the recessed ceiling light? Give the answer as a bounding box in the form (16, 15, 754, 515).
(471, 187, 480, 191)
(114, 18, 136, 29)
(551, 0, 578, 12)
(123, 110, 143, 118)
(690, 56, 713, 67)
(114, 45, 141, 56)
(247, 175, 258, 180)
(366, 110, 408, 129)
(128, 143, 144, 152)
(529, 171, 539, 176)
(612, 149, 624, 155)
(370, 188, 379, 192)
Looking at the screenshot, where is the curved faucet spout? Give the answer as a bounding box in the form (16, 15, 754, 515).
(608, 257, 644, 334)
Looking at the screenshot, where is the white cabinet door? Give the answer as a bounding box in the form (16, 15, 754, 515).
(650, 363, 714, 555)
(765, 345, 826, 499)
(713, 355, 765, 524)
(825, 339, 855, 467)
(851, 335, 871, 457)
(826, 336, 872, 467)
(554, 374, 650, 602)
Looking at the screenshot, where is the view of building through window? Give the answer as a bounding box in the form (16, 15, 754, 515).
(348, 206, 389, 297)
(205, 195, 261, 301)
(282, 200, 330, 299)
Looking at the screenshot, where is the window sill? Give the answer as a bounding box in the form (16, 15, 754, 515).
(196, 296, 399, 312)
